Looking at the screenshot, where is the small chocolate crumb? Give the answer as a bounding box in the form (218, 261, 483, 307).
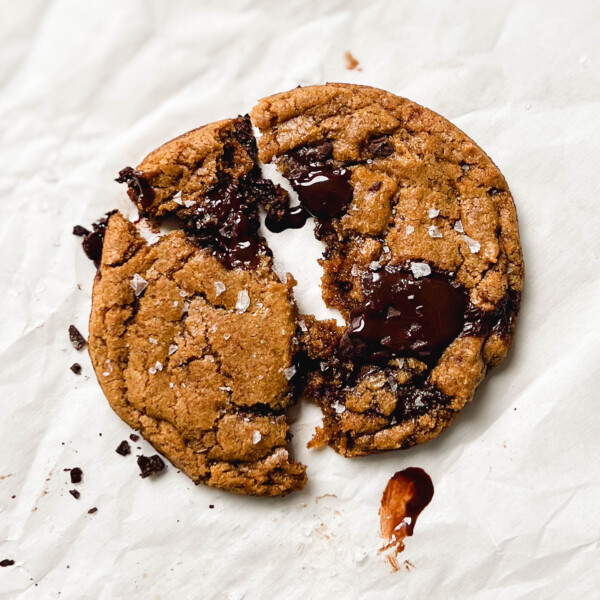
(70, 467, 83, 484)
(70, 363, 82, 375)
(115, 441, 131, 456)
(69, 489, 80, 500)
(0, 559, 15, 567)
(68, 326, 87, 351)
(11, 495, 15, 499)
(137, 455, 165, 478)
(368, 181, 383, 192)
(129, 434, 140, 442)
(87, 507, 98, 514)
(209, 504, 215, 509)
(72, 225, 90, 237)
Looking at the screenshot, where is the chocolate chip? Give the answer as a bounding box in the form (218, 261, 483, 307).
(68, 326, 87, 351)
(0, 559, 15, 567)
(72, 225, 90, 237)
(115, 441, 131, 456)
(129, 434, 140, 442)
(69, 489, 80, 500)
(70, 467, 82, 484)
(137, 455, 165, 478)
(70, 363, 82, 375)
(366, 135, 394, 157)
(87, 507, 98, 514)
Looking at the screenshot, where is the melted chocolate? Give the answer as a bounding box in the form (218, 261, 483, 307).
(116, 167, 155, 209)
(341, 267, 466, 363)
(183, 177, 263, 269)
(379, 467, 434, 564)
(365, 135, 394, 158)
(80, 211, 117, 267)
(265, 143, 353, 232)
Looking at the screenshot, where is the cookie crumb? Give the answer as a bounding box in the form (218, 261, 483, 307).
(70, 363, 82, 375)
(69, 489, 80, 500)
(68, 326, 87, 351)
(130, 273, 148, 297)
(344, 51, 360, 71)
(115, 441, 131, 456)
(137, 455, 166, 478)
(72, 225, 90, 237)
(69, 468, 83, 484)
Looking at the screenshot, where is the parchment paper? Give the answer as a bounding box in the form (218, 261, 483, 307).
(1, 1, 599, 598)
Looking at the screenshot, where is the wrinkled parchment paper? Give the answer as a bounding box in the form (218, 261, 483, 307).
(1, 1, 599, 598)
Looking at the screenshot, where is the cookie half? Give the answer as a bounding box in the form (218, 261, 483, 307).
(89, 117, 307, 496)
(251, 84, 524, 457)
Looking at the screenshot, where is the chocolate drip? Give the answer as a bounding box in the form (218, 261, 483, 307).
(116, 167, 155, 209)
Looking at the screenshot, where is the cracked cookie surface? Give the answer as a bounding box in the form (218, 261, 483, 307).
(251, 83, 523, 457)
(88, 212, 306, 496)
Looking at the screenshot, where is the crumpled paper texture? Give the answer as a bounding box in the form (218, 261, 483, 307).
(1, 0, 599, 598)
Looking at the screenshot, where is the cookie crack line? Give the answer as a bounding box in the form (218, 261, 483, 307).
(83, 84, 522, 489)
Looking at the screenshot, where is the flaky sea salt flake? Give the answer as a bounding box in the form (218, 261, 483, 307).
(410, 262, 431, 278)
(130, 273, 148, 297)
(462, 234, 481, 254)
(428, 225, 443, 239)
(453, 220, 464, 233)
(168, 344, 178, 355)
(214, 281, 226, 296)
(284, 366, 296, 380)
(235, 290, 250, 312)
(252, 431, 262, 444)
(406, 225, 414, 235)
(428, 208, 440, 218)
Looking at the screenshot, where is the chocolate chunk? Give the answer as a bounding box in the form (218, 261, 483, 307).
(0, 559, 15, 567)
(137, 455, 165, 478)
(72, 225, 90, 237)
(81, 211, 117, 267)
(69, 489, 80, 499)
(87, 507, 98, 514)
(68, 326, 87, 351)
(70, 467, 83, 484)
(366, 135, 394, 157)
(368, 181, 383, 192)
(341, 268, 466, 363)
(115, 441, 131, 456)
(209, 504, 214, 509)
(129, 434, 140, 442)
(232, 115, 258, 161)
(70, 363, 82, 375)
(116, 167, 155, 209)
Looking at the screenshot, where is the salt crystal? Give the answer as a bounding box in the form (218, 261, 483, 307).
(148, 367, 157, 375)
(168, 344, 178, 355)
(235, 290, 250, 312)
(214, 281, 226, 296)
(149, 337, 158, 345)
(183, 200, 195, 208)
(298, 320, 307, 332)
(169, 382, 174, 389)
(369, 261, 380, 271)
(454, 220, 464, 233)
(462, 234, 481, 254)
(332, 401, 346, 414)
(410, 262, 431, 278)
(155, 361, 163, 371)
(173, 301, 178, 307)
(284, 366, 296, 380)
(428, 208, 439, 218)
(224, 334, 230, 341)
(219, 386, 231, 392)
(179, 289, 188, 297)
(252, 431, 262, 444)
(130, 273, 148, 297)
(350, 264, 360, 276)
(102, 371, 110, 377)
(406, 225, 414, 235)
(172, 191, 183, 205)
(428, 225, 443, 239)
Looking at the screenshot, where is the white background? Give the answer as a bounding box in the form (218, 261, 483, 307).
(1, 1, 599, 598)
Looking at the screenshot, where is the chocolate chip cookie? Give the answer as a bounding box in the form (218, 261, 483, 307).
(251, 83, 523, 457)
(88, 116, 307, 496)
